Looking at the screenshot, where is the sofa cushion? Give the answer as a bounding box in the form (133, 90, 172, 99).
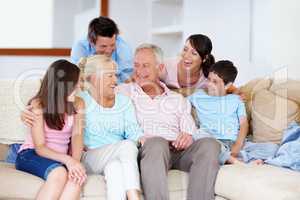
(0, 162, 43, 199)
(270, 79, 300, 106)
(215, 164, 300, 200)
(239, 78, 272, 102)
(251, 89, 300, 144)
(0, 162, 189, 199)
(0, 79, 40, 144)
(82, 169, 189, 198)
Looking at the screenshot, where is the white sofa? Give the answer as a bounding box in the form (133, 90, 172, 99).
(0, 78, 300, 200)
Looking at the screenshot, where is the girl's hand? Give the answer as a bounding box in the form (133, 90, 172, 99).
(66, 158, 87, 186)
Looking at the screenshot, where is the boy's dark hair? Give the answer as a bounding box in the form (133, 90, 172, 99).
(88, 16, 119, 44)
(209, 60, 238, 84)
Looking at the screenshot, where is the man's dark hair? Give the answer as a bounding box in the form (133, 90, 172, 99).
(88, 16, 119, 44)
(209, 60, 238, 84)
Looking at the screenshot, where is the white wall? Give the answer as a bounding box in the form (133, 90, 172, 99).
(271, 0, 300, 80)
(0, 0, 54, 48)
(0, 56, 69, 79)
(0, 0, 99, 79)
(73, 0, 100, 42)
(183, 0, 253, 85)
(0, 0, 99, 48)
(109, 0, 150, 50)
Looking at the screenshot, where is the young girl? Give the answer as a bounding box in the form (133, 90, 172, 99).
(15, 60, 86, 200)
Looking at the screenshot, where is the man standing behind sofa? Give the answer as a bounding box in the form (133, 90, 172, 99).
(117, 43, 221, 200)
(71, 16, 133, 83)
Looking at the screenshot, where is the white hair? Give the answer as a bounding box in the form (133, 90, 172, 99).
(135, 43, 164, 64)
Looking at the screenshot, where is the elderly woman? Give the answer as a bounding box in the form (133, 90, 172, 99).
(77, 55, 142, 200)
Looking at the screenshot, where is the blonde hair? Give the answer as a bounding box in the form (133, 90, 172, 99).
(78, 55, 117, 90)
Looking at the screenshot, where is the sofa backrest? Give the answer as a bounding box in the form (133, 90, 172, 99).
(0, 79, 40, 145)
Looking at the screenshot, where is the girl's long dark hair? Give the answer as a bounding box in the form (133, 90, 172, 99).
(29, 60, 80, 130)
(187, 34, 215, 77)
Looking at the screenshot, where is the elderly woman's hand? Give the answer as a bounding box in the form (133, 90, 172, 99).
(21, 105, 37, 127)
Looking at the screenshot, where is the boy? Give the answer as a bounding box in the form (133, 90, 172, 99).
(188, 60, 248, 164)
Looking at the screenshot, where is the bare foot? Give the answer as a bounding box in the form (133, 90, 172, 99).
(227, 156, 244, 165)
(127, 189, 141, 200)
(250, 159, 264, 165)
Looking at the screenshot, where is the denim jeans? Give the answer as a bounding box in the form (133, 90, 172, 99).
(15, 149, 64, 180)
(218, 139, 235, 165)
(5, 143, 21, 164)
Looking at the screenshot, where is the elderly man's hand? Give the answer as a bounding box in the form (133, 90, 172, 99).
(172, 133, 193, 151)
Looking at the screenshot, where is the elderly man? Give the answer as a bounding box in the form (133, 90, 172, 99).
(117, 43, 220, 200)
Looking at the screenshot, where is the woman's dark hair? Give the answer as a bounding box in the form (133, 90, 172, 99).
(88, 16, 119, 44)
(187, 34, 215, 77)
(29, 60, 80, 130)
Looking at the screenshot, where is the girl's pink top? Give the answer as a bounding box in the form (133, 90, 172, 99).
(19, 115, 74, 154)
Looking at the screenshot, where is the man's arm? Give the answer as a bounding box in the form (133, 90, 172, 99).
(173, 96, 197, 150)
(114, 37, 134, 83)
(123, 97, 143, 142)
(70, 40, 90, 64)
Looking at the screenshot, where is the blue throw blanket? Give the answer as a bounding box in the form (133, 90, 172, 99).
(265, 122, 300, 171)
(239, 122, 300, 171)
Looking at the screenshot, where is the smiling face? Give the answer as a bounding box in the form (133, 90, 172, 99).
(180, 40, 203, 71)
(133, 48, 161, 87)
(89, 61, 117, 99)
(93, 35, 116, 57)
(206, 72, 227, 96)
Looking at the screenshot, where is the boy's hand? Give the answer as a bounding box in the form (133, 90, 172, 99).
(21, 105, 36, 127)
(172, 132, 193, 151)
(231, 141, 243, 157)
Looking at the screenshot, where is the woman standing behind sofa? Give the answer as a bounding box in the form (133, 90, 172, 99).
(15, 60, 86, 200)
(160, 34, 214, 90)
(161, 34, 237, 93)
(78, 55, 143, 200)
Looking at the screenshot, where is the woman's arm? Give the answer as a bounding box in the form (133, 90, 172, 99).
(124, 98, 143, 142)
(227, 85, 246, 101)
